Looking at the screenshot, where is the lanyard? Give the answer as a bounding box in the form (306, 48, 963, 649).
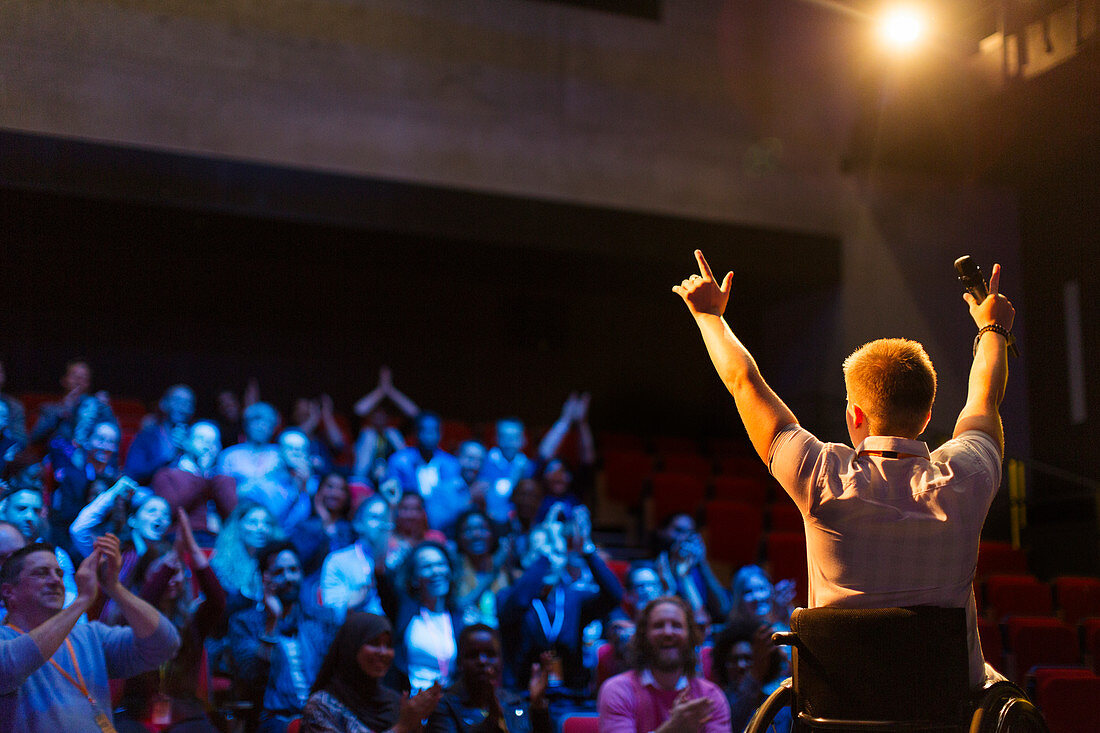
(532, 586, 565, 644)
(6, 623, 96, 705)
(7, 624, 120, 732)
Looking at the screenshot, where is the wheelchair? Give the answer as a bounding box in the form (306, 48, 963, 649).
(744, 606, 1050, 733)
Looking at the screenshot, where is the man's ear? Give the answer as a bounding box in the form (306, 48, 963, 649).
(847, 403, 865, 429)
(0, 582, 12, 605)
(919, 410, 932, 435)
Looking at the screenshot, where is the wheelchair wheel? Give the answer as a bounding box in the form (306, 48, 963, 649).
(969, 683, 1050, 733)
(744, 678, 792, 733)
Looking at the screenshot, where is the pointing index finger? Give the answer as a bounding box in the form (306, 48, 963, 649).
(694, 249, 715, 281)
(988, 263, 1001, 296)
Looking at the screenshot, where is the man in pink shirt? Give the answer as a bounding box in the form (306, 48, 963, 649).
(598, 596, 730, 733)
(673, 250, 1016, 689)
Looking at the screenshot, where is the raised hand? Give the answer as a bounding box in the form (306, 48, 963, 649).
(262, 589, 283, 634)
(175, 508, 207, 568)
(672, 249, 734, 317)
(661, 690, 713, 732)
(572, 505, 592, 547)
(93, 533, 124, 595)
(529, 651, 554, 708)
(964, 263, 1015, 332)
(395, 681, 444, 732)
(74, 549, 102, 604)
(574, 392, 591, 422)
(774, 578, 796, 611)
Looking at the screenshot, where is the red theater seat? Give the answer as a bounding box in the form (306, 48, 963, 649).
(976, 615, 1004, 672)
(712, 475, 768, 506)
(767, 501, 803, 532)
(1005, 616, 1080, 683)
(765, 530, 808, 607)
(984, 574, 1053, 619)
(1083, 618, 1100, 674)
(660, 451, 713, 476)
(1032, 668, 1100, 733)
(602, 450, 652, 505)
(650, 472, 707, 523)
(561, 715, 599, 733)
(976, 540, 1028, 579)
(704, 500, 763, 569)
(652, 435, 700, 455)
(1053, 576, 1100, 625)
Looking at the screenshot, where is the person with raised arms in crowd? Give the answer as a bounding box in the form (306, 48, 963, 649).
(0, 533, 181, 732)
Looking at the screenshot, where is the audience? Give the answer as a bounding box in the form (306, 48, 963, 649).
(452, 508, 509, 628)
(302, 611, 443, 733)
(386, 412, 461, 505)
(320, 494, 391, 620)
(0, 399, 25, 477)
(293, 472, 356, 581)
(46, 417, 121, 559)
(29, 359, 115, 447)
(1, 374, 820, 732)
(377, 540, 463, 693)
(497, 505, 622, 696)
(352, 366, 418, 482)
(429, 624, 552, 733)
(292, 394, 346, 476)
(478, 417, 535, 525)
(393, 491, 447, 555)
(654, 513, 729, 628)
(211, 502, 283, 602)
(0, 484, 80, 610)
(216, 401, 282, 503)
(151, 420, 237, 546)
(712, 617, 791, 733)
(229, 541, 338, 733)
(0, 359, 28, 448)
(597, 596, 730, 733)
(0, 534, 181, 733)
(124, 384, 196, 483)
(115, 509, 227, 733)
(70, 479, 173, 623)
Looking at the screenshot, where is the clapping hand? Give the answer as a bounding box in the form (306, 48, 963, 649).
(395, 681, 444, 733)
(661, 689, 713, 732)
(529, 651, 554, 709)
(93, 533, 124, 596)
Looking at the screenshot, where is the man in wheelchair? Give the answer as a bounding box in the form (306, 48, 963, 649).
(674, 253, 1043, 731)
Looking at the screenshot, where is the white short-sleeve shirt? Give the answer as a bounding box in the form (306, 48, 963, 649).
(769, 426, 1002, 686)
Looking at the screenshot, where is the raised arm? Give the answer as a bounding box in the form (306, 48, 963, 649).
(673, 250, 797, 463)
(95, 533, 168, 639)
(954, 263, 1014, 454)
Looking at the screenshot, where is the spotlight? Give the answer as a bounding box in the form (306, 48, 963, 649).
(877, 5, 928, 53)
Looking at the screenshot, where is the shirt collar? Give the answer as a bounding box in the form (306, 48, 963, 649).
(855, 435, 930, 459)
(640, 669, 688, 691)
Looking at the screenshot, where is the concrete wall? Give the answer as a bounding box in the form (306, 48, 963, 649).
(0, 0, 1027, 448)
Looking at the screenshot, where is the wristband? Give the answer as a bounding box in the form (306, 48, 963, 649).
(973, 324, 1014, 356)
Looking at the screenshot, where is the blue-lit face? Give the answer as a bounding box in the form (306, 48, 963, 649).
(130, 497, 171, 542)
(416, 417, 441, 452)
(414, 546, 451, 600)
(244, 411, 277, 444)
(163, 387, 196, 424)
(496, 421, 524, 458)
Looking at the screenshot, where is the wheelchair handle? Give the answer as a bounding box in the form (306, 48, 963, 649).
(771, 631, 797, 647)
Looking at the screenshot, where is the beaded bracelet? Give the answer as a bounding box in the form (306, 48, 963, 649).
(972, 323, 1013, 356)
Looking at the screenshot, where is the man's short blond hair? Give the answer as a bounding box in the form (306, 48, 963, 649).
(842, 338, 937, 438)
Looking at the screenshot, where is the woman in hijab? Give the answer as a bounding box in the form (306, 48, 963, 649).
(302, 612, 443, 733)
